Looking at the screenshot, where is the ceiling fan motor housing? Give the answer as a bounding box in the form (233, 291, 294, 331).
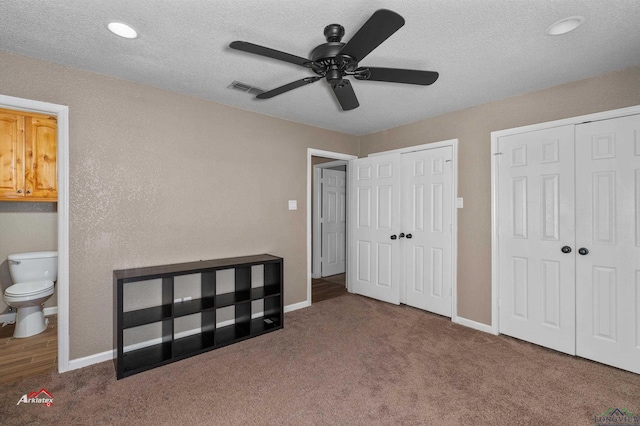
(324, 24, 345, 42)
(309, 23, 362, 84)
(310, 47, 358, 84)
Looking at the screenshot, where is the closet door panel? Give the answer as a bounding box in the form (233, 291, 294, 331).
(402, 147, 453, 317)
(575, 113, 640, 374)
(348, 154, 401, 304)
(497, 125, 576, 355)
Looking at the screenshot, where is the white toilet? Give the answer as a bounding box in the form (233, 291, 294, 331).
(4, 251, 58, 338)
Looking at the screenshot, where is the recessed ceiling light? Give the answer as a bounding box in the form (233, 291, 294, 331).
(545, 16, 585, 36)
(107, 21, 138, 39)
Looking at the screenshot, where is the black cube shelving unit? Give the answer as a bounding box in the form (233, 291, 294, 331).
(114, 254, 283, 379)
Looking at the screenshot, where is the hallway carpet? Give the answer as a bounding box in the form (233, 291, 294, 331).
(1, 294, 638, 425)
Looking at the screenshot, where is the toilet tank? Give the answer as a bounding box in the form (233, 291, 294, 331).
(8, 251, 58, 283)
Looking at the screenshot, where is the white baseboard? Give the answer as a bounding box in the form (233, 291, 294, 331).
(68, 349, 115, 371)
(68, 325, 216, 371)
(1, 311, 17, 323)
(68, 303, 308, 372)
(453, 315, 495, 334)
(284, 300, 310, 313)
(0, 306, 58, 323)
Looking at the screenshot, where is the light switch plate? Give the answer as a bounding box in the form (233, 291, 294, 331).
(456, 197, 464, 208)
(288, 200, 297, 210)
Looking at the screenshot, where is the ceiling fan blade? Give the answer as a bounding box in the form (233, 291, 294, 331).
(356, 67, 439, 85)
(256, 77, 321, 99)
(230, 41, 311, 67)
(331, 79, 359, 111)
(338, 9, 405, 63)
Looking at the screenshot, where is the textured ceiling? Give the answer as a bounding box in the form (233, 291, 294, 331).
(1, 0, 639, 135)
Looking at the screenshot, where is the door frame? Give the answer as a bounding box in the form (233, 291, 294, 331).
(490, 104, 640, 335)
(312, 160, 347, 279)
(0, 94, 70, 373)
(307, 149, 357, 306)
(367, 139, 459, 321)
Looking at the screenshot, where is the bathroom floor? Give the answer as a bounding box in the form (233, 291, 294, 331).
(0, 315, 57, 385)
(312, 273, 347, 303)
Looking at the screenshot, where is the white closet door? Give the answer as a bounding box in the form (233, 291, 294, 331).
(497, 125, 577, 355)
(348, 154, 401, 304)
(321, 168, 346, 277)
(575, 114, 640, 374)
(402, 147, 453, 317)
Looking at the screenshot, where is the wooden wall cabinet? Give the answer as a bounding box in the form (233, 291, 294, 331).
(114, 254, 284, 379)
(0, 108, 57, 201)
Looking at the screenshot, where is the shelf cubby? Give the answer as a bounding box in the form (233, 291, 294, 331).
(173, 331, 216, 359)
(173, 297, 216, 318)
(215, 290, 251, 308)
(122, 341, 172, 376)
(115, 254, 283, 379)
(122, 304, 172, 329)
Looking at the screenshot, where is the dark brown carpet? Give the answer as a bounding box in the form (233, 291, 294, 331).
(1, 294, 638, 425)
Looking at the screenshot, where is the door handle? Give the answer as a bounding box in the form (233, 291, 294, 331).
(578, 247, 589, 255)
(406, 234, 412, 239)
(561, 246, 572, 254)
(390, 235, 397, 240)
(399, 233, 405, 238)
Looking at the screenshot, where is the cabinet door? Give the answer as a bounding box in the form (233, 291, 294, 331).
(0, 110, 25, 198)
(25, 116, 57, 199)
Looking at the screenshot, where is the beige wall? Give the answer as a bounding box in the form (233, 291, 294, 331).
(2, 47, 638, 359)
(0, 50, 358, 358)
(360, 66, 640, 325)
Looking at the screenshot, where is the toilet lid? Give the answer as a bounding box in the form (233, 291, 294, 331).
(5, 280, 54, 297)
(8, 251, 57, 261)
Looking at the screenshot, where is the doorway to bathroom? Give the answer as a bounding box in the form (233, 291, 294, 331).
(0, 95, 70, 381)
(307, 149, 357, 306)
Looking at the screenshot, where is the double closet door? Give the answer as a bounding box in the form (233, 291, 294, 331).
(348, 146, 453, 317)
(497, 113, 640, 374)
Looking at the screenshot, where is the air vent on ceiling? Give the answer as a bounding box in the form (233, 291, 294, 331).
(227, 80, 265, 96)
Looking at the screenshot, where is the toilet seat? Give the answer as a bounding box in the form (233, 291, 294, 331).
(5, 280, 54, 297)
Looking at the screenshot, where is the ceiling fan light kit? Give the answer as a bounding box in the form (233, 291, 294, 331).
(229, 9, 439, 111)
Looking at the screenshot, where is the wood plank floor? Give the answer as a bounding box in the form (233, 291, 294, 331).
(312, 273, 347, 303)
(0, 315, 57, 385)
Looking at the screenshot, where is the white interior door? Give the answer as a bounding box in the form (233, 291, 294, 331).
(402, 147, 453, 317)
(575, 114, 640, 374)
(348, 154, 401, 304)
(321, 168, 346, 277)
(497, 125, 577, 355)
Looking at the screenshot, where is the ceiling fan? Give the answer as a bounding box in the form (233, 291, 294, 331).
(229, 9, 439, 111)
